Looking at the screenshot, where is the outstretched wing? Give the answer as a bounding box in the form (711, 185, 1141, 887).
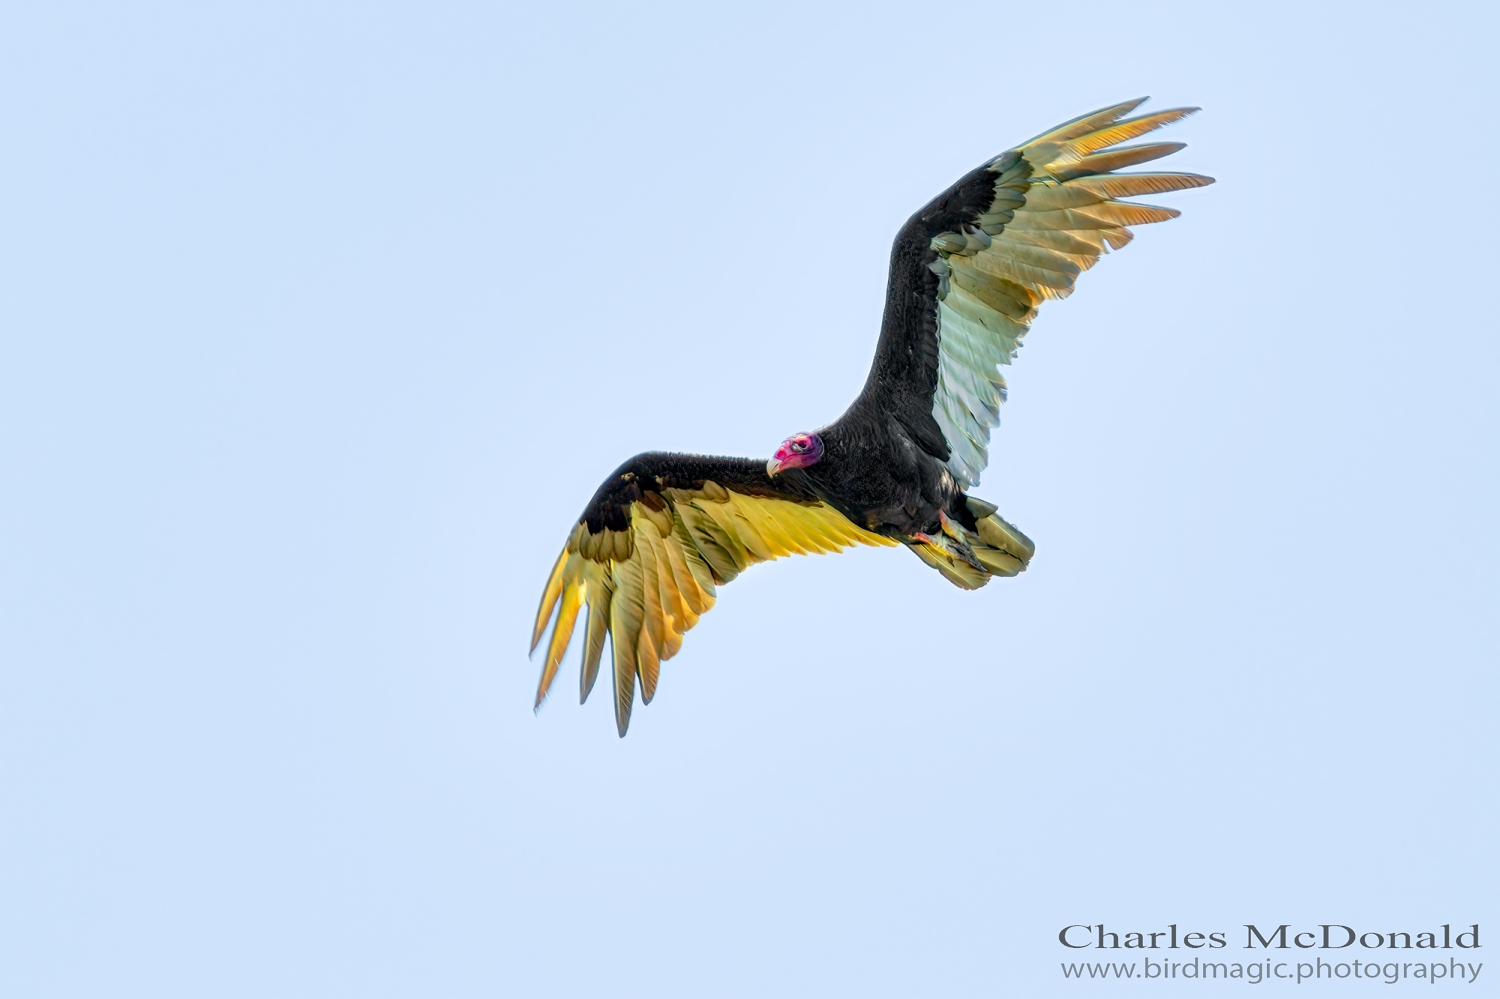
(530, 452, 896, 736)
(859, 98, 1214, 487)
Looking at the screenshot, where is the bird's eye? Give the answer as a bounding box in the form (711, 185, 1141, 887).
(791, 441, 805, 452)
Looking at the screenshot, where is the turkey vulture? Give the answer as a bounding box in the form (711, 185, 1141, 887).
(531, 98, 1213, 735)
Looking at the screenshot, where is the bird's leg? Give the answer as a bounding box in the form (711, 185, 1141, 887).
(937, 510, 972, 543)
(913, 521, 987, 573)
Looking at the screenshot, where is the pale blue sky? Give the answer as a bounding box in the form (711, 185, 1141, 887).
(3, 2, 1496, 996)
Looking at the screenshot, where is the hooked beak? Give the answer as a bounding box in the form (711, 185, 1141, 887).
(765, 455, 785, 476)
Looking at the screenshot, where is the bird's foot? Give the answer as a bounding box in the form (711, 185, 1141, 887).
(912, 526, 987, 573)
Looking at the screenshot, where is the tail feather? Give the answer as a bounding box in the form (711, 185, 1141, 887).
(972, 514, 1035, 566)
(973, 545, 1025, 577)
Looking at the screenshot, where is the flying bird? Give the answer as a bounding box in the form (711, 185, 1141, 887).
(531, 98, 1213, 735)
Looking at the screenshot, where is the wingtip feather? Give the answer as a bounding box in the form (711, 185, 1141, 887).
(1017, 97, 1150, 149)
(530, 546, 571, 654)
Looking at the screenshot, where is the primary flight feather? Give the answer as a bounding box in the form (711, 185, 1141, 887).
(531, 98, 1213, 735)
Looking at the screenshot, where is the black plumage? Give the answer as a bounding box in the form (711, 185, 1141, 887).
(579, 453, 822, 536)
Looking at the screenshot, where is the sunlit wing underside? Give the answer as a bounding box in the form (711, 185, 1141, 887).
(929, 99, 1213, 486)
(531, 484, 897, 735)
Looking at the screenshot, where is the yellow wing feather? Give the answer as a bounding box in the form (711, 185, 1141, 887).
(531, 487, 895, 735)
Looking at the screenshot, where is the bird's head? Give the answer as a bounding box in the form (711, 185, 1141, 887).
(766, 433, 823, 476)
